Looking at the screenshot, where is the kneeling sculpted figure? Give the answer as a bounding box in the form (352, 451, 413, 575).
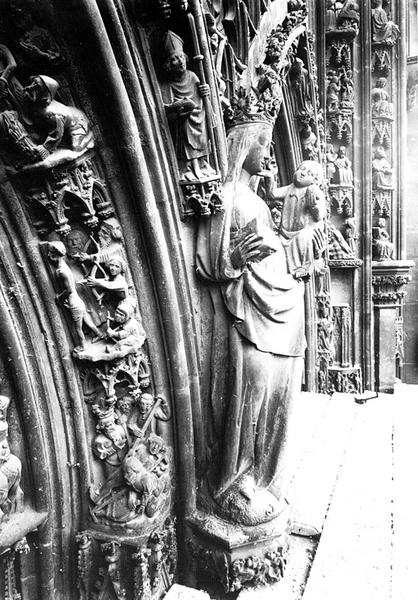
(196, 120, 317, 526)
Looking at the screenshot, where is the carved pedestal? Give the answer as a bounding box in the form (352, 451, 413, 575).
(372, 260, 414, 392)
(186, 508, 289, 596)
(77, 519, 176, 600)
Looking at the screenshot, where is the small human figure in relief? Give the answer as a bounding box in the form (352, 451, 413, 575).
(160, 31, 212, 181)
(86, 256, 129, 304)
(104, 300, 146, 361)
(371, 77, 393, 118)
(332, 146, 353, 185)
(289, 57, 312, 117)
(372, 0, 400, 45)
(46, 241, 104, 354)
(326, 143, 337, 182)
(0, 420, 24, 523)
(0, 73, 93, 169)
(23, 75, 94, 154)
(339, 67, 354, 107)
(272, 160, 327, 277)
(372, 146, 393, 190)
(344, 216, 358, 254)
(326, 71, 340, 113)
(373, 218, 394, 261)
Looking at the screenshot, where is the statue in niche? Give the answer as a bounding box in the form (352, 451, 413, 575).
(339, 68, 354, 108)
(344, 216, 358, 254)
(289, 58, 312, 117)
(332, 146, 353, 185)
(326, 143, 337, 182)
(372, 146, 393, 190)
(196, 121, 310, 526)
(0, 72, 93, 169)
(326, 72, 340, 113)
(372, 0, 400, 45)
(0, 401, 24, 524)
(371, 77, 393, 118)
(160, 31, 212, 182)
(46, 241, 105, 355)
(317, 301, 335, 364)
(372, 218, 394, 261)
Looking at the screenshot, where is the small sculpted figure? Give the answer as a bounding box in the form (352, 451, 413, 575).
(87, 257, 129, 303)
(326, 143, 337, 182)
(196, 121, 309, 526)
(373, 218, 394, 261)
(46, 241, 104, 354)
(0, 420, 24, 523)
(344, 216, 358, 254)
(0, 73, 93, 169)
(326, 0, 338, 30)
(12, 8, 64, 69)
(337, 0, 359, 28)
(339, 68, 354, 107)
(91, 434, 169, 524)
(372, 146, 393, 190)
(371, 77, 393, 118)
(300, 124, 318, 161)
(332, 146, 353, 185)
(328, 223, 355, 259)
(129, 393, 171, 438)
(289, 57, 312, 117)
(326, 72, 340, 113)
(104, 300, 146, 361)
(160, 31, 211, 181)
(274, 160, 326, 276)
(93, 407, 127, 451)
(372, 0, 400, 45)
(77, 218, 125, 265)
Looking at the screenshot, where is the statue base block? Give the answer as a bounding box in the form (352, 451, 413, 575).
(186, 506, 290, 595)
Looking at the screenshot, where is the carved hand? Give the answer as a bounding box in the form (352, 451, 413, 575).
(230, 233, 263, 269)
(86, 276, 97, 287)
(35, 145, 50, 160)
(198, 83, 210, 98)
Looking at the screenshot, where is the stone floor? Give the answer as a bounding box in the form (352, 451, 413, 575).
(177, 384, 418, 599)
(238, 383, 418, 600)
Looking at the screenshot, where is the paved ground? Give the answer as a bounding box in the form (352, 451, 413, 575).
(239, 384, 418, 600)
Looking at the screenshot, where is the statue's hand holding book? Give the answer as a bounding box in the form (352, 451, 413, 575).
(231, 218, 280, 268)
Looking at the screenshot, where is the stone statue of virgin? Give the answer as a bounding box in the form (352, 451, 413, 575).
(196, 120, 308, 526)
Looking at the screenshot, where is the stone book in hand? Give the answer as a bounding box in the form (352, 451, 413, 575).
(237, 218, 280, 262)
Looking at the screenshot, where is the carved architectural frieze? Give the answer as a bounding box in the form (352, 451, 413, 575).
(77, 519, 176, 600)
(328, 366, 362, 394)
(372, 270, 412, 304)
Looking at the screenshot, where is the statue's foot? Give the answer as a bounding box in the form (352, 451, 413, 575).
(214, 477, 282, 526)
